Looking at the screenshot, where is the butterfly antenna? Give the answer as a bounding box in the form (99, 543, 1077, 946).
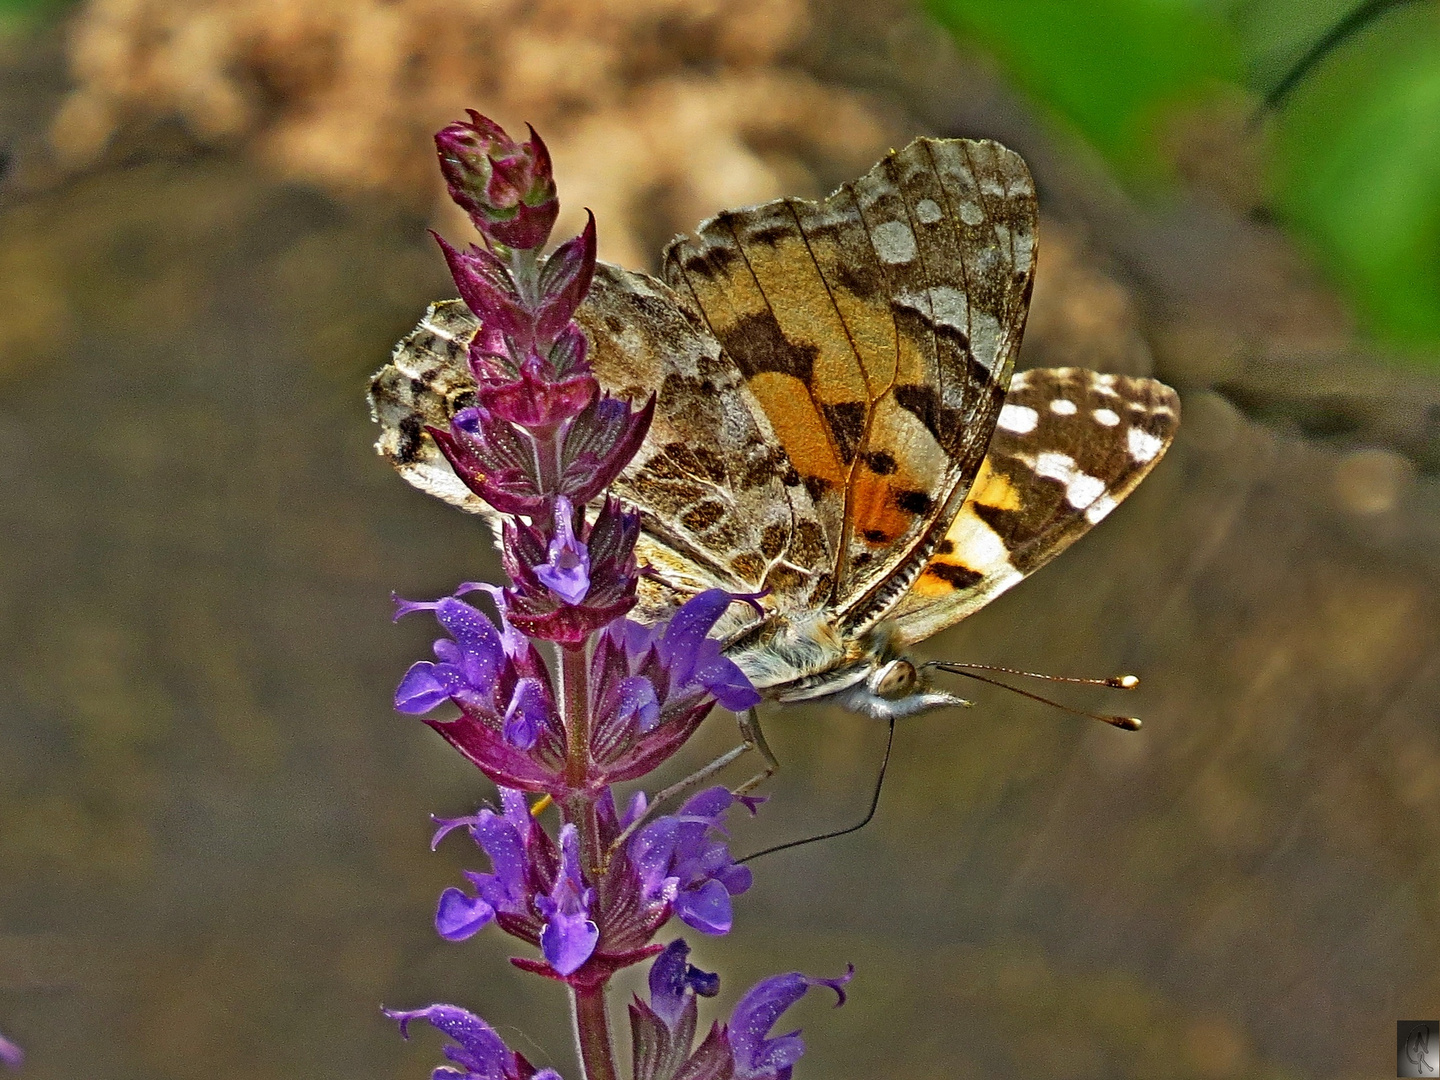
(1253, 0, 1426, 123)
(933, 661, 1139, 690)
(738, 716, 896, 864)
(927, 662, 1142, 730)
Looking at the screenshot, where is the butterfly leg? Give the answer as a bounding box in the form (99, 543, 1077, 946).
(731, 707, 780, 796)
(605, 716, 770, 858)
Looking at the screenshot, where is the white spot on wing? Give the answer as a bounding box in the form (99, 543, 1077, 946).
(998, 404, 1038, 434)
(1090, 372, 1120, 397)
(1034, 452, 1076, 482)
(1128, 427, 1164, 463)
(1066, 473, 1107, 510)
(1050, 399, 1077, 415)
(892, 286, 969, 333)
(1084, 494, 1117, 523)
(915, 198, 942, 224)
(873, 220, 917, 264)
(958, 200, 984, 226)
(970, 311, 1003, 372)
(1093, 408, 1120, 426)
(950, 506, 1015, 574)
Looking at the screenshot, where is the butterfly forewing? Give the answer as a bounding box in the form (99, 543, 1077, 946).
(661, 138, 1037, 629)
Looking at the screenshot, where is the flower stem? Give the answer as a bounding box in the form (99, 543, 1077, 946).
(560, 643, 590, 794)
(571, 981, 618, 1080)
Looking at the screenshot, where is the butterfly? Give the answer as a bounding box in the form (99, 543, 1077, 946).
(370, 136, 1179, 724)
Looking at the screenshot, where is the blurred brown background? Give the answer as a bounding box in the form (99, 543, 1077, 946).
(2, 1, 1439, 1078)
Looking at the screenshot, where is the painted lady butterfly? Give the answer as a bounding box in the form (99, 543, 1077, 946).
(371, 137, 1179, 724)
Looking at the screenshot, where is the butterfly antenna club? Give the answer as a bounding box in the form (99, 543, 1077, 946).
(927, 662, 1142, 730)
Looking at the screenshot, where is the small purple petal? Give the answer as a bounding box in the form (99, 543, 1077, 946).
(617, 675, 661, 732)
(533, 497, 591, 605)
(497, 787, 531, 831)
(392, 593, 441, 621)
(621, 789, 648, 829)
(539, 907, 600, 976)
(502, 677, 548, 749)
(384, 1003, 511, 1079)
(647, 939, 723, 1032)
(678, 786, 733, 823)
(535, 824, 598, 975)
(470, 809, 531, 913)
(647, 939, 692, 1026)
(435, 887, 496, 941)
(694, 652, 763, 712)
(396, 662, 457, 714)
(431, 812, 483, 850)
(727, 968, 853, 1079)
(434, 598, 504, 683)
(0, 1032, 21, 1070)
(675, 878, 733, 935)
(658, 590, 735, 675)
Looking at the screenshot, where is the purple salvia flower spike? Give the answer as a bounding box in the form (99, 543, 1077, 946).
(726, 968, 853, 1080)
(536, 824, 598, 976)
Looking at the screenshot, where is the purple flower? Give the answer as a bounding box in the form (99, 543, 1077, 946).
(503, 498, 640, 647)
(726, 967, 853, 1080)
(648, 939, 720, 1029)
(630, 946, 852, 1080)
(588, 591, 762, 781)
(533, 497, 590, 605)
(432, 788, 536, 941)
(393, 588, 569, 792)
(435, 111, 559, 250)
(0, 1031, 21, 1070)
(386, 1003, 561, 1080)
(535, 824, 600, 975)
(629, 787, 754, 935)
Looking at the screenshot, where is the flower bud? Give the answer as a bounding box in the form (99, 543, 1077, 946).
(436, 111, 559, 250)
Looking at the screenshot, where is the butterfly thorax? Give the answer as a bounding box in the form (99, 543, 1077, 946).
(724, 613, 968, 721)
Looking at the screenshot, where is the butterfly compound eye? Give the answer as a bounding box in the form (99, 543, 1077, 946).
(870, 659, 917, 700)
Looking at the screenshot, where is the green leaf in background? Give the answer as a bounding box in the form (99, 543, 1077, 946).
(0, 0, 74, 31)
(1264, 1, 1440, 347)
(924, 0, 1240, 172)
(925, 0, 1440, 354)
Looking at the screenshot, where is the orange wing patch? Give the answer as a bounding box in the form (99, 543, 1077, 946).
(891, 368, 1179, 645)
(663, 138, 1037, 626)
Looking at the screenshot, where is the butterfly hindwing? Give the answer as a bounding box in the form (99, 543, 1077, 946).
(661, 138, 1037, 628)
(889, 368, 1180, 645)
(371, 299, 488, 514)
